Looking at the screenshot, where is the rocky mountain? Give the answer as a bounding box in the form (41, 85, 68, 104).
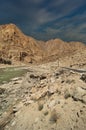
(0, 23, 86, 64)
(0, 24, 43, 63)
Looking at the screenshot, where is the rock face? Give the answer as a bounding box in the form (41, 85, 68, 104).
(0, 24, 43, 63)
(0, 23, 86, 64)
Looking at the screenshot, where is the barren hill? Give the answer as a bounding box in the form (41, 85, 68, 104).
(0, 24, 43, 63)
(0, 23, 86, 64)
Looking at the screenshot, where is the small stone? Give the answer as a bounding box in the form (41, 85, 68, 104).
(34, 117, 40, 123)
(24, 100, 34, 106)
(13, 108, 18, 113)
(11, 121, 16, 126)
(48, 100, 56, 108)
(13, 102, 23, 113)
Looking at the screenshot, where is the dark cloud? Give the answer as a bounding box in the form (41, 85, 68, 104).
(0, 0, 86, 43)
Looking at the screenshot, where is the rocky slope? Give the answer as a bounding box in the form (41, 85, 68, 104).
(0, 59, 86, 130)
(0, 24, 43, 63)
(0, 23, 86, 64)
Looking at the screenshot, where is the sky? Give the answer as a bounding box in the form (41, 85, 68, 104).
(0, 0, 86, 43)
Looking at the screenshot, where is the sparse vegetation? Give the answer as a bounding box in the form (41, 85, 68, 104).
(0, 88, 5, 94)
(66, 79, 75, 84)
(0, 58, 12, 65)
(43, 110, 49, 116)
(64, 89, 71, 99)
(0, 67, 28, 84)
(49, 109, 60, 123)
(38, 102, 44, 111)
(80, 74, 86, 83)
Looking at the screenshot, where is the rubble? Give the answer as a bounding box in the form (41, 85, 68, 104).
(0, 61, 86, 130)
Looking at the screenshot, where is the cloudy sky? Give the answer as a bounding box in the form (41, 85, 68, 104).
(0, 0, 86, 43)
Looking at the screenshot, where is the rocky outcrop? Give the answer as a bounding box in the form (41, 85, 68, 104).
(0, 24, 43, 63)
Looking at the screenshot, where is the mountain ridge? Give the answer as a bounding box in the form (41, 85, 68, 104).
(0, 23, 86, 64)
